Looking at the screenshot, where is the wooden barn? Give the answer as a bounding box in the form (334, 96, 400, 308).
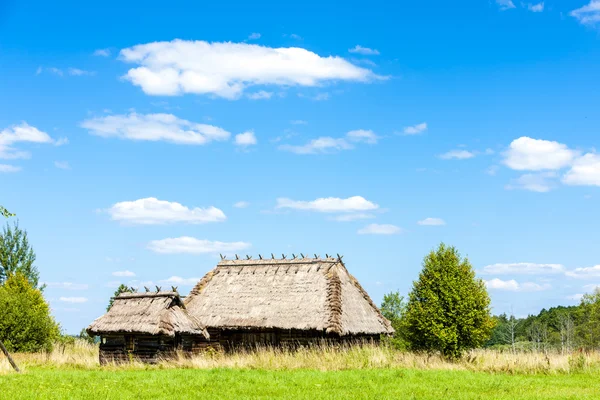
(183, 255, 394, 349)
(87, 291, 209, 364)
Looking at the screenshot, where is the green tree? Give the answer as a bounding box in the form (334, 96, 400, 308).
(578, 288, 600, 349)
(0, 272, 59, 352)
(107, 284, 132, 311)
(0, 221, 40, 288)
(380, 290, 407, 349)
(0, 206, 14, 218)
(404, 243, 495, 359)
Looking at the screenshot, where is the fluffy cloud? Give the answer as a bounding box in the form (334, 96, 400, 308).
(567, 293, 584, 301)
(570, 1, 600, 25)
(505, 172, 557, 192)
(119, 40, 379, 99)
(348, 45, 380, 55)
(480, 263, 565, 275)
(496, 0, 516, 10)
(247, 90, 273, 100)
(0, 122, 56, 159)
(108, 197, 226, 225)
(93, 48, 111, 57)
(81, 113, 231, 145)
(44, 282, 89, 290)
(484, 278, 550, 292)
(147, 237, 251, 254)
(235, 131, 257, 147)
(439, 150, 475, 160)
(417, 218, 446, 226)
(233, 201, 250, 208)
(503, 137, 578, 171)
(402, 123, 427, 135)
(159, 276, 200, 286)
(562, 153, 600, 187)
(37, 67, 94, 76)
(54, 161, 70, 170)
(279, 129, 376, 154)
(566, 265, 600, 279)
(0, 164, 20, 173)
(276, 196, 379, 213)
(112, 270, 136, 277)
(59, 297, 88, 303)
(527, 2, 544, 12)
(248, 33, 261, 40)
(357, 223, 402, 235)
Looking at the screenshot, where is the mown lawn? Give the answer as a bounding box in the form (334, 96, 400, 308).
(1, 368, 599, 399)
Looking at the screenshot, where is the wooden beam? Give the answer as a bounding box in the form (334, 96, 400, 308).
(0, 340, 20, 373)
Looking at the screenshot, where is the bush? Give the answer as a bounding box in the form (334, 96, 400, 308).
(404, 243, 495, 359)
(0, 272, 59, 352)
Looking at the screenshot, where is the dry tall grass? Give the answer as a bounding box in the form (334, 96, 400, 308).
(2, 340, 599, 375)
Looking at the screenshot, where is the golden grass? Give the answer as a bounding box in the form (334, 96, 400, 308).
(2, 340, 599, 375)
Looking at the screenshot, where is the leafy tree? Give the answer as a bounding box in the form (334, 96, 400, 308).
(578, 288, 600, 349)
(0, 221, 41, 288)
(380, 290, 407, 349)
(107, 284, 132, 311)
(404, 243, 495, 359)
(0, 272, 59, 352)
(78, 328, 97, 344)
(1, 206, 14, 218)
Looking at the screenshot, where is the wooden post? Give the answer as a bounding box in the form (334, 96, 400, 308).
(0, 340, 20, 373)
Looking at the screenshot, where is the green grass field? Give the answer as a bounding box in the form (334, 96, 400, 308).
(1, 368, 599, 399)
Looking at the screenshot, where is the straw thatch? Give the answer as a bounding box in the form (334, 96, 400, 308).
(87, 291, 208, 338)
(185, 257, 393, 336)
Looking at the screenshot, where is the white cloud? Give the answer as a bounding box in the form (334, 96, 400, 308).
(37, 67, 94, 76)
(418, 217, 446, 226)
(567, 293, 584, 301)
(357, 223, 402, 235)
(68, 68, 95, 76)
(159, 276, 200, 286)
(234, 201, 250, 208)
(503, 137, 578, 171)
(346, 129, 378, 144)
(496, 0, 516, 10)
(291, 120, 308, 125)
(81, 113, 231, 145)
(402, 123, 427, 135)
(583, 284, 600, 292)
(566, 265, 600, 279)
(480, 263, 565, 275)
(570, 1, 600, 25)
(119, 39, 380, 99)
(563, 153, 600, 187)
(247, 90, 273, 100)
(439, 150, 475, 160)
(527, 2, 544, 12)
(248, 32, 261, 40)
(44, 282, 89, 290)
(276, 196, 379, 213)
(348, 45, 380, 55)
(59, 297, 88, 303)
(505, 172, 557, 192)
(279, 129, 376, 155)
(54, 161, 70, 170)
(234, 131, 257, 147)
(147, 237, 251, 254)
(0, 164, 20, 173)
(0, 122, 55, 160)
(484, 278, 550, 292)
(93, 48, 111, 57)
(112, 270, 136, 277)
(108, 197, 226, 225)
(332, 213, 376, 222)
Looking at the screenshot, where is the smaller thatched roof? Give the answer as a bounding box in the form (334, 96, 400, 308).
(87, 291, 208, 338)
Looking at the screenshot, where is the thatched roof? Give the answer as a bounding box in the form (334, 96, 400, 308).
(87, 291, 209, 338)
(184, 257, 394, 336)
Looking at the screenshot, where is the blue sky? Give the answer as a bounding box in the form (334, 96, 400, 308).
(1, 0, 600, 333)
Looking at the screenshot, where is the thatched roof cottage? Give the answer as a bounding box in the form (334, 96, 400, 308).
(87, 291, 209, 364)
(184, 255, 393, 349)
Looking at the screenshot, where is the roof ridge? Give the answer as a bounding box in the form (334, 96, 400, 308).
(325, 265, 343, 336)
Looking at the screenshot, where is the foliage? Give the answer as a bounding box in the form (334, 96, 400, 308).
(0, 205, 14, 218)
(0, 272, 59, 352)
(380, 290, 407, 349)
(404, 243, 495, 359)
(107, 284, 133, 311)
(77, 328, 98, 345)
(578, 288, 600, 348)
(0, 221, 41, 288)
